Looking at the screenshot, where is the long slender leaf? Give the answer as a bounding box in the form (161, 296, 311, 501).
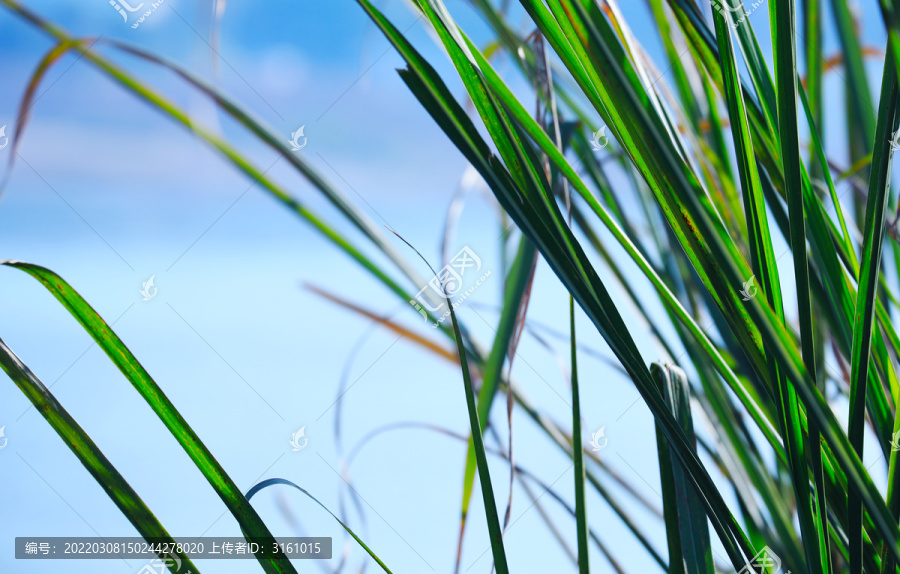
(246, 478, 392, 573)
(848, 53, 899, 573)
(388, 232, 510, 573)
(0, 336, 198, 574)
(1, 260, 297, 574)
(653, 363, 713, 574)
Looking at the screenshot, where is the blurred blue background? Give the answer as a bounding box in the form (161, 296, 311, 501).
(0, 0, 892, 572)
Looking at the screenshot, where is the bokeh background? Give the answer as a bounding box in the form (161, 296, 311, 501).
(0, 0, 892, 572)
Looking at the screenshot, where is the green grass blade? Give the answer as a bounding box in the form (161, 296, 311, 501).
(389, 232, 509, 573)
(246, 478, 392, 573)
(0, 38, 94, 193)
(647, 0, 704, 135)
(806, 0, 824, 165)
(770, 0, 827, 570)
(709, 5, 826, 569)
(665, 0, 779, 161)
(684, 333, 807, 568)
(1, 261, 297, 574)
(798, 86, 857, 264)
(878, 1, 900, 88)
(539, 31, 590, 569)
(456, 236, 536, 570)
(848, 53, 899, 573)
(0, 336, 199, 574)
(100, 39, 426, 290)
(883, 385, 900, 573)
(710, 0, 780, 308)
(314, 269, 642, 571)
(830, 0, 877, 150)
(304, 283, 670, 568)
(652, 363, 713, 574)
(570, 281, 589, 574)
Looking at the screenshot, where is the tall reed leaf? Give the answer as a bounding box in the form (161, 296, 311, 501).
(0, 336, 198, 574)
(653, 363, 713, 574)
(848, 54, 899, 573)
(1, 261, 297, 574)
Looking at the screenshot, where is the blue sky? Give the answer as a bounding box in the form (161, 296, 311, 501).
(0, 1, 894, 573)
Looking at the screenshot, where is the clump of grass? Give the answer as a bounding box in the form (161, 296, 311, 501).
(4, 0, 900, 572)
